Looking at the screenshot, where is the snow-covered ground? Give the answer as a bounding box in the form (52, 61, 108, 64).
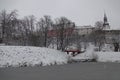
(96, 52, 120, 62)
(0, 46, 69, 68)
(71, 44, 120, 63)
(0, 44, 120, 68)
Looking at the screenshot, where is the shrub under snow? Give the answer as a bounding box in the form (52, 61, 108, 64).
(0, 46, 69, 68)
(71, 44, 96, 61)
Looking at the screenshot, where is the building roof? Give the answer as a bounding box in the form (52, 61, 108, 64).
(76, 25, 94, 29)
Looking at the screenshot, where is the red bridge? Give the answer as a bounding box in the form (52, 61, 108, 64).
(64, 49, 84, 56)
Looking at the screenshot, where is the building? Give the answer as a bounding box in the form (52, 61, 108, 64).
(75, 25, 95, 36)
(102, 13, 120, 44)
(104, 30, 120, 43)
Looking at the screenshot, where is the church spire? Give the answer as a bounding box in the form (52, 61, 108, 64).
(104, 12, 108, 23)
(103, 12, 110, 30)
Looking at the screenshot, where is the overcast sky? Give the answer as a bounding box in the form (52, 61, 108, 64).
(0, 0, 120, 29)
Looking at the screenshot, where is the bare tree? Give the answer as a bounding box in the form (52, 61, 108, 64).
(94, 21, 104, 30)
(37, 15, 53, 47)
(21, 15, 36, 46)
(0, 10, 76, 48)
(0, 9, 17, 43)
(54, 17, 75, 51)
(89, 21, 105, 51)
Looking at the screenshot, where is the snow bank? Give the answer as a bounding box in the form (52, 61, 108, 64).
(71, 44, 120, 63)
(0, 46, 69, 68)
(96, 52, 120, 62)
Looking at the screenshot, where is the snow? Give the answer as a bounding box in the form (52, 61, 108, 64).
(71, 44, 120, 63)
(1, 44, 120, 68)
(0, 46, 69, 68)
(96, 52, 120, 62)
(71, 44, 96, 60)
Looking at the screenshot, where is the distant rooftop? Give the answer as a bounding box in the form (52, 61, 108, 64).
(76, 25, 94, 29)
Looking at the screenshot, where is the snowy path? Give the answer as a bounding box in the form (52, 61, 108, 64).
(0, 62, 120, 80)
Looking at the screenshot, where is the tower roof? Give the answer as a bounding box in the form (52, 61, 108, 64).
(103, 12, 110, 30)
(104, 12, 108, 22)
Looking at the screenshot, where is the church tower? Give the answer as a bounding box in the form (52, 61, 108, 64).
(103, 13, 110, 30)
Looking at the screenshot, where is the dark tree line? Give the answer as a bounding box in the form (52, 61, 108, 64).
(1, 10, 117, 51)
(0, 10, 76, 51)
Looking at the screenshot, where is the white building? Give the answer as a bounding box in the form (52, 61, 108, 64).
(75, 25, 94, 36)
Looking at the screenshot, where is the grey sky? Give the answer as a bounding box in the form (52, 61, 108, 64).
(0, 0, 120, 29)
